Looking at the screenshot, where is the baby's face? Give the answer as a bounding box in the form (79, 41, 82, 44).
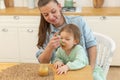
(60, 31, 77, 51)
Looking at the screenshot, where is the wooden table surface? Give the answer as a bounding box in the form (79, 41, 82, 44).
(0, 63, 93, 80)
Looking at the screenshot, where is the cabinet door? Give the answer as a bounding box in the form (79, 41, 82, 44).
(0, 27, 19, 62)
(84, 16, 120, 66)
(19, 27, 38, 63)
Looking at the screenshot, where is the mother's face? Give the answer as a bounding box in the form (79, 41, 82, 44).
(39, 1, 63, 27)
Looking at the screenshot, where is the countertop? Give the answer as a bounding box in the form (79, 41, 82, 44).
(0, 63, 93, 80)
(0, 7, 120, 16)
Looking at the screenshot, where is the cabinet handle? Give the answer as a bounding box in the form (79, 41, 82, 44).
(13, 16, 20, 20)
(100, 16, 106, 20)
(27, 29, 33, 33)
(2, 28, 8, 32)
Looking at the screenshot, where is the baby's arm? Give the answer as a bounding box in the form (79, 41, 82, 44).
(66, 49, 88, 70)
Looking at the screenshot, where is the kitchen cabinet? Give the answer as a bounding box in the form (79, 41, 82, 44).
(1, 14, 120, 65)
(0, 16, 40, 63)
(83, 16, 120, 66)
(0, 27, 19, 62)
(19, 27, 38, 63)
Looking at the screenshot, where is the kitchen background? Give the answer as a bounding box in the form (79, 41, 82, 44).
(0, 0, 120, 66)
(13, 0, 120, 8)
(0, 1, 120, 80)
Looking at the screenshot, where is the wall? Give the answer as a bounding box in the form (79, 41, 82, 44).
(14, 0, 120, 7)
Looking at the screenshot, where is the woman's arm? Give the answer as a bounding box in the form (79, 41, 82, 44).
(80, 17, 97, 71)
(87, 46, 97, 71)
(37, 35, 60, 63)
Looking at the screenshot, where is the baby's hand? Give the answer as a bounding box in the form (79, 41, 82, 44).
(56, 65, 69, 75)
(54, 61, 64, 69)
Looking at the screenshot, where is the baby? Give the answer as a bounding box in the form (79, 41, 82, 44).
(53, 24, 88, 74)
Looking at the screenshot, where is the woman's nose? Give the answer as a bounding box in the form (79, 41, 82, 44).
(48, 13, 54, 20)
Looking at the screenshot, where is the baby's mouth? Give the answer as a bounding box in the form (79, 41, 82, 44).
(60, 39, 65, 47)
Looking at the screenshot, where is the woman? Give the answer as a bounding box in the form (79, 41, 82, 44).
(36, 0, 97, 71)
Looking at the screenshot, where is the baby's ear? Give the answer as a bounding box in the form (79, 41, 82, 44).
(74, 40, 77, 45)
(74, 39, 79, 45)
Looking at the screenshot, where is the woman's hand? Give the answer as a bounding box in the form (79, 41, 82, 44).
(39, 33, 60, 63)
(56, 65, 69, 75)
(47, 33, 60, 50)
(54, 61, 64, 69)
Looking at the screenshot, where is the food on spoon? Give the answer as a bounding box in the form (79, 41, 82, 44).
(55, 34, 65, 46)
(60, 39, 65, 46)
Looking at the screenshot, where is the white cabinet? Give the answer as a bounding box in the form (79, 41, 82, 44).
(0, 27, 19, 62)
(83, 16, 120, 66)
(19, 27, 38, 63)
(0, 16, 40, 63)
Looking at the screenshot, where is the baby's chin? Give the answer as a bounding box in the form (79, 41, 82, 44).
(60, 45, 66, 49)
(61, 46, 70, 51)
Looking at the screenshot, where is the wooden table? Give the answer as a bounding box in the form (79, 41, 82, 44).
(0, 63, 93, 80)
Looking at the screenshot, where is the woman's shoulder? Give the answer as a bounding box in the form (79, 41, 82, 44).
(65, 15, 83, 20)
(64, 15, 86, 27)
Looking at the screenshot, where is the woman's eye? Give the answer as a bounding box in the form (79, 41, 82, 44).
(52, 10, 56, 14)
(44, 14, 48, 17)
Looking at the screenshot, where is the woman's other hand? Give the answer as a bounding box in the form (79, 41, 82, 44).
(47, 33, 60, 50)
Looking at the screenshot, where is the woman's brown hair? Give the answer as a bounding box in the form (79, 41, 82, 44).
(37, 0, 59, 48)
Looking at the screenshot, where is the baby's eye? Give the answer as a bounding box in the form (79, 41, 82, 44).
(66, 39, 70, 40)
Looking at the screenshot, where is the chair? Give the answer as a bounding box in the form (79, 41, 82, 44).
(93, 32, 116, 77)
